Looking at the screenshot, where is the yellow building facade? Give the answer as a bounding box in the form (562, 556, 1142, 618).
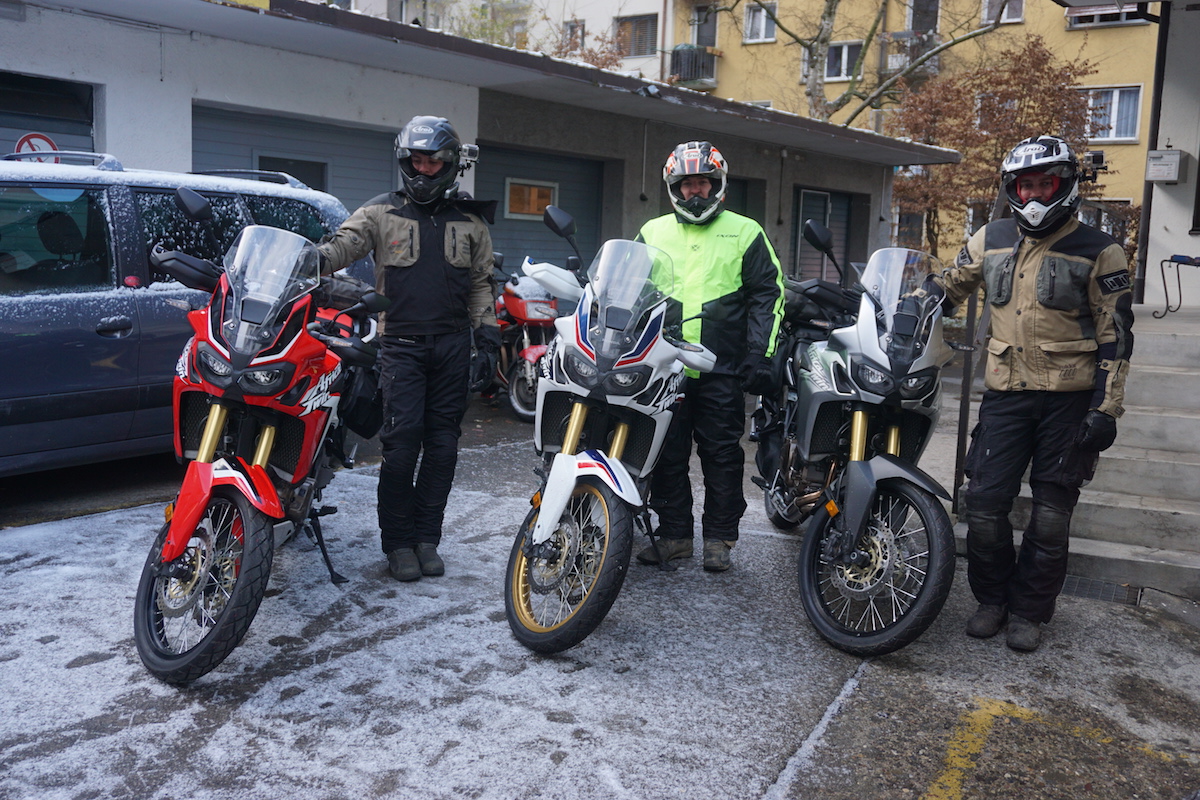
(667, 0, 1158, 253)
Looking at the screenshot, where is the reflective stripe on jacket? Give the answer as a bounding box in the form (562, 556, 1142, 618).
(938, 217, 1134, 417)
(637, 210, 784, 375)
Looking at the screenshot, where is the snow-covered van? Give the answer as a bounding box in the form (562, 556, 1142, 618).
(0, 152, 359, 477)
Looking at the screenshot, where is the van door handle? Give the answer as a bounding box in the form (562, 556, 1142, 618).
(96, 315, 134, 337)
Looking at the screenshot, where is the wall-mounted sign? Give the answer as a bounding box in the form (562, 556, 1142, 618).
(1146, 149, 1182, 183)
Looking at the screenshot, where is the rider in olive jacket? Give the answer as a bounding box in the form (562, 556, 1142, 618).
(931, 135, 1134, 652)
(318, 116, 499, 584)
(634, 141, 784, 573)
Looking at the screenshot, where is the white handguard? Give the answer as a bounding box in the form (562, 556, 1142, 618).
(674, 340, 717, 373)
(523, 257, 584, 306)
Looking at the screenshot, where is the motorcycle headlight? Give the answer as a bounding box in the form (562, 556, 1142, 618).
(602, 367, 650, 396)
(899, 373, 937, 399)
(564, 351, 599, 388)
(526, 301, 558, 320)
(197, 345, 233, 386)
(238, 363, 295, 395)
(853, 362, 894, 395)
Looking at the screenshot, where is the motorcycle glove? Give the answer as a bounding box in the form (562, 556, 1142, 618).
(739, 353, 775, 397)
(469, 325, 502, 393)
(1075, 409, 1117, 452)
(474, 324, 502, 353)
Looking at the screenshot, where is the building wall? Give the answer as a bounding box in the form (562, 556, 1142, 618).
(670, 0, 1158, 253)
(0, 2, 477, 188)
(1146, 10, 1200, 311)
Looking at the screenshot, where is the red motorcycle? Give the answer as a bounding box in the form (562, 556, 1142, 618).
(133, 188, 387, 685)
(493, 257, 560, 421)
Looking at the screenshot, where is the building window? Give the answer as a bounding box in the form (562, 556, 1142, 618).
(693, 6, 717, 47)
(1067, 4, 1145, 28)
(1078, 199, 1132, 244)
(744, 3, 776, 43)
(562, 19, 585, 50)
(910, 0, 940, 33)
(1083, 87, 1141, 141)
(982, 0, 1023, 24)
(826, 42, 863, 80)
(616, 14, 657, 57)
(967, 201, 991, 236)
(505, 178, 557, 220)
(896, 212, 925, 249)
(975, 93, 1016, 134)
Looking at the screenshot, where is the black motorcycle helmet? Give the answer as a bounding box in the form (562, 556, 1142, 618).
(396, 116, 462, 206)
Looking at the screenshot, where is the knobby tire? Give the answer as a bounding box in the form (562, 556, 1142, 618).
(133, 488, 274, 684)
(505, 477, 632, 653)
(797, 479, 954, 657)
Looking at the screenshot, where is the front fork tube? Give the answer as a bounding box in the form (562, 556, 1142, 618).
(194, 402, 277, 468)
(836, 407, 901, 564)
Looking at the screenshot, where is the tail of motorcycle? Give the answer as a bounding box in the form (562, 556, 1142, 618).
(133, 401, 283, 684)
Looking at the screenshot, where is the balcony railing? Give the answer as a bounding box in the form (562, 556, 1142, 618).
(880, 31, 941, 78)
(669, 45, 719, 90)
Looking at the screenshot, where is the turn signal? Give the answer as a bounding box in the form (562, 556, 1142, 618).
(164, 502, 174, 522)
(531, 491, 542, 508)
(824, 498, 840, 517)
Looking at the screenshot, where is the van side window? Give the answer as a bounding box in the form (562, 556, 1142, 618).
(244, 196, 331, 242)
(0, 185, 114, 296)
(134, 189, 247, 267)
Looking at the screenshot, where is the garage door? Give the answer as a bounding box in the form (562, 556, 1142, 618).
(192, 106, 395, 213)
(0, 72, 93, 157)
(474, 144, 603, 272)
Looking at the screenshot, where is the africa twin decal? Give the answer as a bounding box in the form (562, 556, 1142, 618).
(299, 364, 342, 415)
(176, 338, 194, 379)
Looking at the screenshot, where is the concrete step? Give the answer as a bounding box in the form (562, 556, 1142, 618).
(1007, 487, 1200, 553)
(1125, 364, 1200, 410)
(1088, 444, 1200, 502)
(1129, 328, 1200, 369)
(1113, 405, 1200, 454)
(953, 522, 1200, 601)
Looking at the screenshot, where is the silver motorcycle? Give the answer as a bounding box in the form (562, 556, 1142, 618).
(753, 220, 957, 656)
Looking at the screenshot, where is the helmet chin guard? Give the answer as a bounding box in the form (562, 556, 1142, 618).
(1001, 135, 1080, 236)
(663, 141, 728, 224)
(395, 115, 475, 205)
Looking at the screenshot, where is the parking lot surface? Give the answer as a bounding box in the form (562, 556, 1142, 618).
(1, 400, 1199, 799)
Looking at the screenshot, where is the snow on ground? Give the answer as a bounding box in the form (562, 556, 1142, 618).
(0, 462, 856, 800)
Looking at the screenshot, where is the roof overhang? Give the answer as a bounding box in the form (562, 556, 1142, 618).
(27, 0, 959, 168)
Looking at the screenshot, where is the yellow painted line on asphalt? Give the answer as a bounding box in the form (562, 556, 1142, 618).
(922, 697, 1193, 800)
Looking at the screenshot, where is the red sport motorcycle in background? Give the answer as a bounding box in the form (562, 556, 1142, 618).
(133, 188, 388, 685)
(491, 256, 560, 422)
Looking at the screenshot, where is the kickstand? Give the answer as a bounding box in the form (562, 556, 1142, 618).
(308, 510, 349, 584)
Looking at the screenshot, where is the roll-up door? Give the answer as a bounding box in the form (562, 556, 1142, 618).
(192, 106, 395, 213)
(474, 144, 603, 270)
(0, 72, 93, 156)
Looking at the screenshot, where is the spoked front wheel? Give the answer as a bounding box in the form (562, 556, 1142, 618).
(505, 477, 633, 653)
(797, 479, 954, 657)
(133, 488, 274, 684)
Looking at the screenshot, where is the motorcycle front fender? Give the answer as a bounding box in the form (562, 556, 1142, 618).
(530, 450, 641, 545)
(161, 457, 284, 562)
(838, 454, 951, 541)
(518, 343, 549, 364)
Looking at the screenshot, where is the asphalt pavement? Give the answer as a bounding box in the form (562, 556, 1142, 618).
(1, 394, 1199, 799)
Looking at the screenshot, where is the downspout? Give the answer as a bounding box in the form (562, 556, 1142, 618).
(660, 0, 670, 81)
(1135, 0, 1170, 303)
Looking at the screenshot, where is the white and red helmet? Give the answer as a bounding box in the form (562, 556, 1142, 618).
(1000, 135, 1080, 236)
(663, 141, 728, 224)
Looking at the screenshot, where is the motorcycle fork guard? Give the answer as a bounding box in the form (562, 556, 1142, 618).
(161, 457, 284, 562)
(835, 455, 951, 550)
(530, 450, 641, 546)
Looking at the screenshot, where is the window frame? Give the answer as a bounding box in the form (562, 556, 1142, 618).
(824, 41, 864, 81)
(562, 19, 586, 50)
(1082, 85, 1142, 143)
(615, 14, 658, 58)
(1066, 4, 1148, 28)
(504, 178, 559, 221)
(981, 0, 1023, 25)
(743, 2, 777, 43)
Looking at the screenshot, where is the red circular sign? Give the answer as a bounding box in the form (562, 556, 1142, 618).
(15, 132, 60, 163)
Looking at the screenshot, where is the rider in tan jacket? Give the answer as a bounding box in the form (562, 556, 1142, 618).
(931, 136, 1134, 653)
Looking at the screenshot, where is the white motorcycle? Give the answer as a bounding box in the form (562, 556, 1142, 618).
(503, 207, 718, 653)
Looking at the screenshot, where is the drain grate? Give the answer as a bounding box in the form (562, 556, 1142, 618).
(1061, 575, 1142, 605)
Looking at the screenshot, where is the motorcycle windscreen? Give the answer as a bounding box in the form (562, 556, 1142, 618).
(857, 247, 944, 364)
(584, 240, 674, 361)
(221, 225, 322, 355)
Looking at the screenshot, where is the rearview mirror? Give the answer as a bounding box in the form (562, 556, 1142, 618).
(174, 187, 213, 223)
